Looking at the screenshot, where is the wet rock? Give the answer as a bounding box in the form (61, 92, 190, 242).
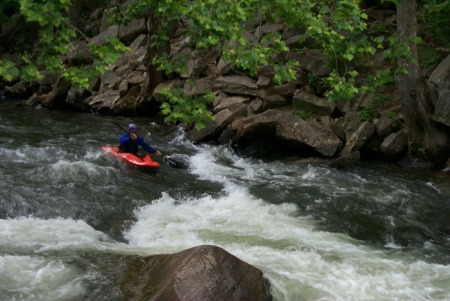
(330, 151, 361, 168)
(232, 109, 341, 157)
(443, 158, 450, 171)
(121, 245, 272, 301)
(66, 86, 92, 111)
(4, 81, 34, 99)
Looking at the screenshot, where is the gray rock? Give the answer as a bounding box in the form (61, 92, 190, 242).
(214, 76, 259, 96)
(276, 112, 342, 157)
(262, 95, 288, 110)
(380, 130, 408, 158)
(340, 122, 376, 156)
(187, 107, 246, 143)
(330, 151, 361, 169)
(89, 89, 121, 110)
(121, 245, 271, 301)
(375, 112, 399, 140)
(89, 25, 119, 46)
(292, 90, 336, 116)
(184, 77, 215, 97)
(232, 109, 341, 157)
(118, 19, 146, 43)
(428, 54, 450, 126)
(214, 96, 251, 113)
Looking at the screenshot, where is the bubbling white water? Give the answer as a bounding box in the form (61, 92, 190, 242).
(123, 145, 450, 301)
(2, 121, 449, 301)
(0, 255, 87, 301)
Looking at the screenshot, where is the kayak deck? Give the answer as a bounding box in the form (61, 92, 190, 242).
(102, 145, 160, 169)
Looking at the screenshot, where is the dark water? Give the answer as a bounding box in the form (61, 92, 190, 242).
(1, 100, 450, 301)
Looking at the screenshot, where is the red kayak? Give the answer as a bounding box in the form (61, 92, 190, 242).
(102, 146, 160, 169)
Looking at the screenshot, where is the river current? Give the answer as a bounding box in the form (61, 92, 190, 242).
(1, 100, 450, 301)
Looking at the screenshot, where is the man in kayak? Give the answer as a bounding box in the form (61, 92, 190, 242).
(119, 123, 162, 157)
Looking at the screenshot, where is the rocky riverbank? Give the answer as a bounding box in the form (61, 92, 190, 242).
(2, 4, 449, 170)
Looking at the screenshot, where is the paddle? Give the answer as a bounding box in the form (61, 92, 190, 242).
(113, 121, 180, 168)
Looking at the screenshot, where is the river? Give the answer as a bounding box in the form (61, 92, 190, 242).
(1, 100, 450, 301)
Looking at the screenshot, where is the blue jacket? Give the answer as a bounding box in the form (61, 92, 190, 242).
(119, 133, 157, 154)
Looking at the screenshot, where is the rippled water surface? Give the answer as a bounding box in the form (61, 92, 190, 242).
(1, 101, 450, 301)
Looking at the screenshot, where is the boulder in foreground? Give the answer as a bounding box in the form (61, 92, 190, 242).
(122, 245, 272, 301)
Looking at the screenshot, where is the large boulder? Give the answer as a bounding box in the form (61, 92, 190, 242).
(121, 245, 272, 301)
(232, 109, 342, 157)
(232, 109, 281, 144)
(276, 112, 342, 157)
(340, 121, 376, 156)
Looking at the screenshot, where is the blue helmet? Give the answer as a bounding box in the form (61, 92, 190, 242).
(128, 123, 138, 132)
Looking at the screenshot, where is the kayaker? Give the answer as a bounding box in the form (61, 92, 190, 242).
(119, 123, 162, 157)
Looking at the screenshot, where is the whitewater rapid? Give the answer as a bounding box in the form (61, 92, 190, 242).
(1, 107, 450, 300)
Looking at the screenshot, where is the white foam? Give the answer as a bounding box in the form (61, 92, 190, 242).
(0, 217, 136, 300)
(0, 217, 129, 254)
(123, 146, 450, 301)
(0, 255, 88, 301)
(125, 187, 450, 300)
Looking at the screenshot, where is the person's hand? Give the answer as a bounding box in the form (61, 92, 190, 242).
(130, 133, 137, 140)
(155, 150, 161, 156)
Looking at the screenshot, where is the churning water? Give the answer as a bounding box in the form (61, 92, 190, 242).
(1, 101, 450, 301)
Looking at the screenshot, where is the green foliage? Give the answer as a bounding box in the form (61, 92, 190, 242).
(0, 59, 19, 81)
(419, 46, 443, 73)
(160, 88, 215, 130)
(294, 110, 310, 121)
(62, 38, 129, 89)
(363, 69, 394, 94)
(2, 0, 440, 131)
(383, 36, 416, 75)
(387, 111, 398, 121)
(360, 93, 389, 122)
(325, 71, 359, 102)
(407, 141, 428, 159)
(152, 52, 187, 76)
(423, 0, 450, 47)
(361, 105, 377, 122)
(0, 0, 128, 88)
